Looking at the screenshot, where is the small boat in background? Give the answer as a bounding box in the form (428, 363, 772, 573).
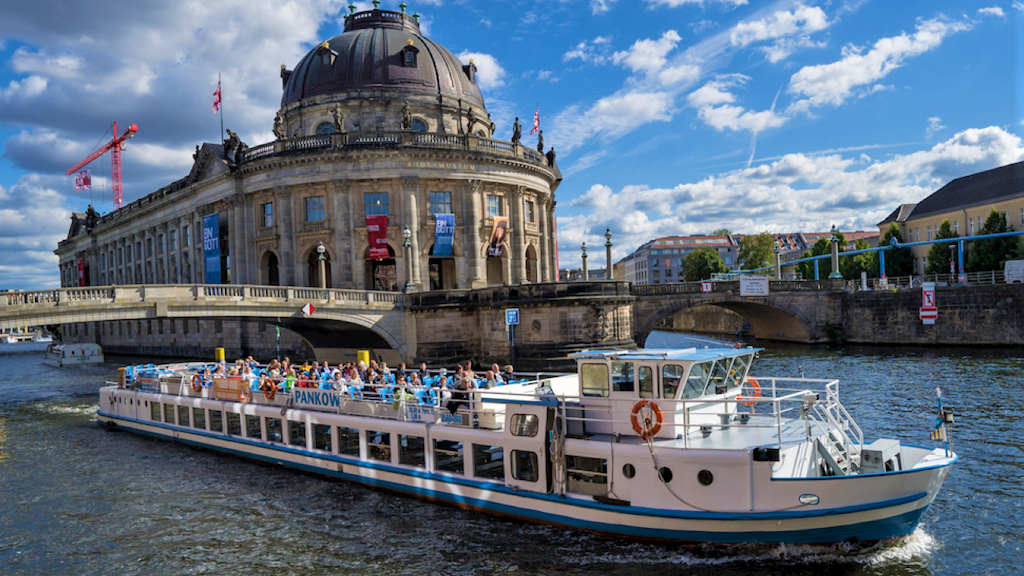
(43, 343, 104, 367)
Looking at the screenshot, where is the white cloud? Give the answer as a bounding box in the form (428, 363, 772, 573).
(559, 126, 1024, 267)
(563, 36, 613, 64)
(1, 76, 48, 100)
(690, 20, 718, 34)
(548, 91, 674, 153)
(612, 30, 682, 75)
(687, 76, 786, 133)
(787, 17, 971, 113)
(456, 51, 507, 90)
(590, 0, 618, 14)
(760, 36, 828, 63)
(10, 47, 85, 79)
(1015, 2, 1024, 13)
(977, 6, 1005, 18)
(658, 64, 701, 86)
(730, 6, 829, 48)
(926, 117, 946, 139)
(0, 173, 74, 289)
(645, 0, 748, 8)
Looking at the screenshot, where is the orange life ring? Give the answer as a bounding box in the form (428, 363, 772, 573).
(191, 374, 203, 393)
(630, 399, 664, 441)
(239, 382, 249, 402)
(738, 378, 761, 407)
(262, 382, 277, 401)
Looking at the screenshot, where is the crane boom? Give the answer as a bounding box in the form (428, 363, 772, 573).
(65, 122, 138, 210)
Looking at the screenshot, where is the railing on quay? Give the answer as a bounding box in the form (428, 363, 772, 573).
(630, 279, 842, 296)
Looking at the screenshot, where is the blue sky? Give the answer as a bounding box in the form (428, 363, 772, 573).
(1, 0, 1022, 289)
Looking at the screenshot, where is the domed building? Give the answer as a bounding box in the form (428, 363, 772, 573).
(56, 6, 561, 294)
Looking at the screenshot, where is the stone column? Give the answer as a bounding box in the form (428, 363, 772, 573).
(332, 180, 353, 287)
(537, 198, 548, 282)
(233, 195, 248, 283)
(465, 180, 485, 288)
(276, 186, 296, 285)
(511, 187, 527, 283)
(403, 177, 423, 290)
(549, 200, 558, 281)
(241, 194, 255, 285)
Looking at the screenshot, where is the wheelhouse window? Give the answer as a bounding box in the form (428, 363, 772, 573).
(429, 192, 452, 216)
(399, 435, 426, 468)
(511, 450, 539, 482)
(305, 196, 325, 222)
(682, 361, 712, 399)
(708, 359, 732, 395)
(434, 439, 464, 474)
(473, 444, 505, 480)
(262, 202, 274, 227)
(566, 455, 608, 495)
(581, 363, 609, 397)
(150, 402, 161, 421)
(486, 194, 502, 217)
(209, 410, 223, 434)
(192, 407, 206, 430)
(510, 414, 539, 437)
(726, 354, 751, 390)
(662, 364, 684, 399)
(246, 415, 262, 439)
(289, 420, 306, 448)
(611, 361, 634, 393)
(364, 192, 389, 216)
(368, 430, 391, 461)
(638, 365, 654, 399)
(338, 427, 360, 456)
(227, 412, 242, 435)
(313, 424, 331, 452)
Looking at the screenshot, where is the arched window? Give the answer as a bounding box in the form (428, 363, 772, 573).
(365, 245, 398, 291)
(401, 42, 419, 67)
(316, 122, 336, 135)
(410, 118, 427, 132)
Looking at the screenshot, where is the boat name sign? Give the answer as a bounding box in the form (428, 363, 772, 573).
(293, 389, 341, 410)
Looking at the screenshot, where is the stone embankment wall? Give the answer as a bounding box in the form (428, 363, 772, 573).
(656, 306, 747, 335)
(841, 284, 1023, 345)
(63, 318, 313, 361)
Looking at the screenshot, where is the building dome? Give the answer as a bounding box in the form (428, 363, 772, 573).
(281, 9, 485, 110)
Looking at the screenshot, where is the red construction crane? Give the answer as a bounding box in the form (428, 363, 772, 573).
(66, 122, 138, 210)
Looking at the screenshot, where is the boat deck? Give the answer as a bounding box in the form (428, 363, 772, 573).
(583, 414, 809, 451)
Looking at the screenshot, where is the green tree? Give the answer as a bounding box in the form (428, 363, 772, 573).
(738, 232, 775, 270)
(683, 247, 729, 281)
(711, 228, 732, 236)
(924, 219, 959, 274)
(795, 233, 847, 279)
(841, 239, 876, 280)
(967, 209, 1017, 272)
(880, 223, 914, 277)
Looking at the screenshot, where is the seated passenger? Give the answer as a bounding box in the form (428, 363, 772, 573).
(503, 365, 515, 381)
(448, 377, 476, 415)
(241, 366, 256, 384)
(418, 362, 430, 382)
(408, 372, 424, 389)
(483, 370, 498, 389)
(491, 363, 504, 384)
(283, 368, 297, 393)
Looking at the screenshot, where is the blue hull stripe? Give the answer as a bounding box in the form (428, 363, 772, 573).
(98, 411, 933, 542)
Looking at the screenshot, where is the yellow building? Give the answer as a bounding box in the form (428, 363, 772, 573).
(877, 161, 1024, 274)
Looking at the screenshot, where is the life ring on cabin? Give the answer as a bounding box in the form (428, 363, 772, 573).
(191, 374, 203, 393)
(630, 399, 664, 442)
(239, 383, 249, 402)
(262, 383, 277, 401)
(738, 378, 761, 407)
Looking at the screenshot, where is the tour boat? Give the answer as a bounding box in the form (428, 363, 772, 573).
(95, 348, 956, 544)
(43, 343, 104, 367)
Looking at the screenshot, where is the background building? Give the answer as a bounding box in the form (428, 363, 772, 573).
(56, 8, 560, 292)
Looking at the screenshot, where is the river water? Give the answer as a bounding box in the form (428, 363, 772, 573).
(0, 334, 1020, 576)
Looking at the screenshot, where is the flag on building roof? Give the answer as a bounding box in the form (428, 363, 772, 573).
(74, 170, 91, 191)
(212, 79, 222, 114)
(529, 106, 539, 135)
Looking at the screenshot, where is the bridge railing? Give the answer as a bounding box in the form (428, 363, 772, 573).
(630, 279, 843, 296)
(1, 285, 405, 308)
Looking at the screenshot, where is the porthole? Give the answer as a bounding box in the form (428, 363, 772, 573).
(698, 469, 714, 486)
(622, 463, 636, 478)
(659, 467, 673, 483)
(410, 118, 427, 132)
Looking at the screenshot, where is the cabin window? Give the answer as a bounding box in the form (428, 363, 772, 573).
(192, 407, 206, 430)
(638, 365, 654, 399)
(473, 444, 505, 480)
(163, 404, 174, 423)
(581, 363, 609, 397)
(434, 439, 464, 474)
(226, 412, 242, 435)
(682, 361, 712, 399)
(289, 420, 307, 448)
(178, 406, 190, 427)
(511, 450, 539, 483)
(612, 361, 634, 393)
(727, 354, 751, 390)
(566, 455, 608, 495)
(399, 435, 426, 468)
(338, 427, 360, 456)
(368, 431, 391, 461)
(246, 415, 262, 440)
(266, 417, 283, 443)
(510, 414, 539, 437)
(150, 402, 161, 421)
(309, 424, 330, 452)
(662, 364, 684, 399)
(209, 410, 223, 433)
(708, 359, 732, 395)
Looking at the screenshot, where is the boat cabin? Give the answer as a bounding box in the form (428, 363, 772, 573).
(43, 343, 105, 367)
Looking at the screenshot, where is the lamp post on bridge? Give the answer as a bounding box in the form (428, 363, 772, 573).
(581, 241, 588, 281)
(605, 229, 613, 281)
(316, 241, 327, 290)
(773, 240, 782, 280)
(402, 226, 414, 293)
(828, 225, 843, 279)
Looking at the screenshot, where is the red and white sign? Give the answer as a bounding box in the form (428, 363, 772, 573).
(301, 303, 316, 317)
(700, 281, 713, 293)
(74, 170, 91, 191)
(212, 79, 222, 114)
(366, 215, 389, 260)
(77, 258, 86, 287)
(920, 282, 936, 325)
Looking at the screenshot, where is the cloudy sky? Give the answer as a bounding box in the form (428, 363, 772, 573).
(1, 0, 1021, 289)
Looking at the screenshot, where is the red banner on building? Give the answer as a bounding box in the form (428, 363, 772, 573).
(74, 170, 91, 191)
(367, 215, 389, 260)
(77, 258, 86, 287)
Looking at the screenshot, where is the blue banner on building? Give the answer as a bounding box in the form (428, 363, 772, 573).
(203, 214, 221, 284)
(434, 214, 454, 257)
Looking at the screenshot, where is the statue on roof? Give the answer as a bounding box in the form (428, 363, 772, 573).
(537, 130, 544, 153)
(332, 105, 345, 133)
(273, 112, 286, 140)
(401, 102, 412, 131)
(546, 147, 556, 167)
(511, 117, 522, 145)
(224, 129, 248, 163)
(488, 113, 495, 136)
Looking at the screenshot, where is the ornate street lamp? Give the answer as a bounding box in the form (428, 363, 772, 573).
(403, 225, 415, 293)
(773, 239, 782, 280)
(581, 241, 588, 282)
(605, 228, 613, 280)
(316, 241, 327, 290)
(828, 225, 842, 279)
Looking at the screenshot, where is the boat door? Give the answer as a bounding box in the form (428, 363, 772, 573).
(610, 360, 660, 438)
(502, 403, 551, 493)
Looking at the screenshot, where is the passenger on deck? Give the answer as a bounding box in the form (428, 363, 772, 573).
(396, 362, 409, 380)
(448, 377, 477, 414)
(408, 372, 424, 389)
(491, 363, 504, 384)
(483, 370, 498, 389)
(227, 366, 240, 377)
(503, 365, 515, 380)
(241, 366, 256, 384)
(380, 361, 391, 377)
(418, 362, 429, 381)
(463, 361, 476, 380)
(283, 368, 297, 392)
(214, 364, 226, 377)
(260, 373, 280, 395)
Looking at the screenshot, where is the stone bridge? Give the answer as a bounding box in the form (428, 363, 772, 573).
(0, 285, 413, 359)
(630, 280, 845, 345)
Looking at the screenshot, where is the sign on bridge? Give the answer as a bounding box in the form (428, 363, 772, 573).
(739, 275, 770, 297)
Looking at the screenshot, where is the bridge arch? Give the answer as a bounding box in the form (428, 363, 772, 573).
(633, 296, 818, 346)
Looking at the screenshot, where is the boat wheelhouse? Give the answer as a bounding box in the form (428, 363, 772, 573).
(96, 348, 956, 544)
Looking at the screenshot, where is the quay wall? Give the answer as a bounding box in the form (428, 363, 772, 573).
(655, 306, 747, 336)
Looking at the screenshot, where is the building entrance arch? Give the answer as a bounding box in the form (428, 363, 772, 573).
(365, 245, 398, 291)
(261, 251, 280, 286)
(428, 244, 456, 290)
